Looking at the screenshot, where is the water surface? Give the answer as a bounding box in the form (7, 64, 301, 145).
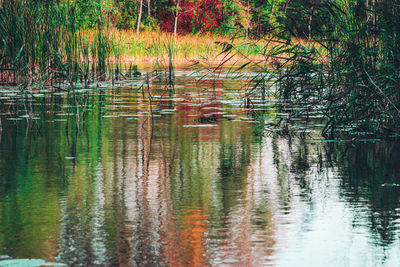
(0, 69, 399, 266)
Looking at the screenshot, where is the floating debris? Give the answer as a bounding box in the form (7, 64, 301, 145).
(0, 259, 66, 267)
(381, 183, 400, 187)
(102, 115, 119, 118)
(183, 124, 217, 128)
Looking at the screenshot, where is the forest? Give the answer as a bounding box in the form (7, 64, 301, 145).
(43, 0, 374, 37)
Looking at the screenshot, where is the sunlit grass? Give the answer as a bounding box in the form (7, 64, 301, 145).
(85, 29, 281, 63)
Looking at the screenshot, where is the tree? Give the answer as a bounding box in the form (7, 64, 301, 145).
(173, 0, 180, 35)
(137, 0, 144, 33)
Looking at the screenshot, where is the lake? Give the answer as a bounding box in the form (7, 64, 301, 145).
(0, 68, 399, 266)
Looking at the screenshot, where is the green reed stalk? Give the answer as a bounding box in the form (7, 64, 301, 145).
(226, 0, 400, 138)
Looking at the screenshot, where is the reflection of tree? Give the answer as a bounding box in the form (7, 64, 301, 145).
(3, 79, 400, 267)
(0, 121, 66, 262)
(165, 115, 216, 266)
(270, 133, 400, 251)
(59, 113, 112, 266)
(332, 141, 400, 247)
(129, 115, 167, 266)
(218, 131, 251, 212)
(204, 120, 258, 265)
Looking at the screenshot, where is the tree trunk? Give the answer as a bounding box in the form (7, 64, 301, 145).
(147, 0, 151, 17)
(246, 0, 250, 39)
(136, 0, 143, 34)
(308, 12, 312, 40)
(173, 0, 180, 36)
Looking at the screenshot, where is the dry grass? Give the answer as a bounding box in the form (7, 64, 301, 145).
(85, 29, 279, 64)
(73, 29, 319, 67)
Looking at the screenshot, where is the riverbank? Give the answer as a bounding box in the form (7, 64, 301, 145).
(103, 30, 278, 64)
(96, 29, 321, 69)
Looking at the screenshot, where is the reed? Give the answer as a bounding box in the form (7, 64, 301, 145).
(0, 0, 121, 123)
(0, 0, 116, 87)
(229, 0, 400, 138)
(101, 29, 266, 64)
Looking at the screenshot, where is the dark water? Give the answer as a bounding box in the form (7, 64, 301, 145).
(0, 69, 399, 266)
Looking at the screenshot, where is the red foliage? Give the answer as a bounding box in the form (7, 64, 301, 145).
(159, 0, 223, 34)
(192, 0, 223, 32)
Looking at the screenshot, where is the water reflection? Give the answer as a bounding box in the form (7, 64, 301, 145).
(0, 70, 399, 266)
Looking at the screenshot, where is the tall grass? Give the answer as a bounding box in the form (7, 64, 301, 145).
(105, 29, 265, 64)
(0, 0, 115, 87)
(231, 0, 400, 138)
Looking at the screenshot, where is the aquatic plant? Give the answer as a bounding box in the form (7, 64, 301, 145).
(223, 0, 400, 138)
(0, 0, 116, 87)
(0, 0, 119, 123)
